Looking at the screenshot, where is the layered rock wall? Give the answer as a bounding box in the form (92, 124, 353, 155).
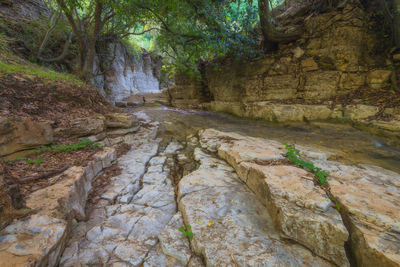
(167, 3, 400, 140)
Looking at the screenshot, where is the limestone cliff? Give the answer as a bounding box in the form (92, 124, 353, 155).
(167, 2, 400, 142)
(93, 41, 161, 104)
(0, 0, 161, 105)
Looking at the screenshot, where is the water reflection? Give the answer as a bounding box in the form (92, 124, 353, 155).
(133, 105, 400, 173)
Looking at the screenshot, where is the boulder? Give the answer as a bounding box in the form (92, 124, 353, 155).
(328, 165, 400, 267)
(105, 113, 138, 129)
(367, 70, 392, 89)
(0, 214, 68, 267)
(57, 116, 105, 137)
(0, 117, 54, 157)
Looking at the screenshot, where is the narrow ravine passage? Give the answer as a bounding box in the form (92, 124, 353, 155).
(59, 114, 204, 266)
(56, 106, 400, 267)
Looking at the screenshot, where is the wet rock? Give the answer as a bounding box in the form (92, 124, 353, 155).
(0, 117, 53, 156)
(178, 148, 333, 267)
(0, 214, 68, 267)
(105, 113, 139, 129)
(199, 129, 349, 266)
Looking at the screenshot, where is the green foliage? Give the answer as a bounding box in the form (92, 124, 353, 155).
(0, 33, 7, 51)
(7, 140, 102, 166)
(0, 61, 83, 84)
(178, 224, 194, 239)
(35, 139, 103, 154)
(118, 0, 262, 75)
(26, 157, 43, 164)
(284, 144, 329, 186)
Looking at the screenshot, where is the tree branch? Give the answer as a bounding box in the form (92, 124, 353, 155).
(135, 3, 202, 40)
(120, 27, 159, 38)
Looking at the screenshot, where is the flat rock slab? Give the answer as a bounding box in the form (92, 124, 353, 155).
(0, 214, 68, 267)
(60, 124, 185, 266)
(199, 128, 400, 267)
(311, 158, 400, 267)
(26, 148, 116, 220)
(199, 129, 348, 266)
(0, 147, 117, 267)
(178, 148, 332, 267)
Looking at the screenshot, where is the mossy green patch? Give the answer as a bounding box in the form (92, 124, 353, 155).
(0, 60, 84, 85)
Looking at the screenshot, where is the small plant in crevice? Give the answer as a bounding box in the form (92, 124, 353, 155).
(178, 224, 194, 239)
(284, 144, 330, 186)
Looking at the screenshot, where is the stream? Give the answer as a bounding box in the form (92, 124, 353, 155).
(133, 104, 400, 173)
(57, 104, 400, 266)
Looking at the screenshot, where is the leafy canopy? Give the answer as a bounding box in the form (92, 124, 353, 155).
(49, 0, 292, 74)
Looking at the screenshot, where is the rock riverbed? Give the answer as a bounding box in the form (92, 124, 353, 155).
(1, 110, 399, 267)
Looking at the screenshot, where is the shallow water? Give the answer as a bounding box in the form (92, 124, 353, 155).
(133, 105, 400, 173)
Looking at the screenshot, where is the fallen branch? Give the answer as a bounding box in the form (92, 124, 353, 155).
(17, 166, 69, 184)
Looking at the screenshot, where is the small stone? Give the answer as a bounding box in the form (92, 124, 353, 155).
(105, 113, 138, 129)
(292, 46, 305, 59)
(301, 58, 319, 72)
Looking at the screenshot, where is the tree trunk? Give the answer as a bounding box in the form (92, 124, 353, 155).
(258, 0, 302, 51)
(258, 0, 276, 51)
(393, 0, 400, 48)
(83, 0, 104, 80)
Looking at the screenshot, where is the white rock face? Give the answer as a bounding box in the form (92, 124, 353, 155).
(178, 148, 333, 267)
(0, 215, 68, 267)
(59, 123, 183, 266)
(198, 128, 400, 267)
(94, 42, 160, 103)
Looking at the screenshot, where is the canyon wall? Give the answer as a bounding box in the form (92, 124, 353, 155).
(167, 3, 400, 141)
(93, 42, 161, 104)
(0, 0, 161, 105)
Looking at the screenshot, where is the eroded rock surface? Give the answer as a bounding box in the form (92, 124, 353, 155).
(0, 117, 53, 156)
(0, 214, 67, 267)
(178, 147, 333, 266)
(198, 128, 400, 267)
(59, 120, 185, 266)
